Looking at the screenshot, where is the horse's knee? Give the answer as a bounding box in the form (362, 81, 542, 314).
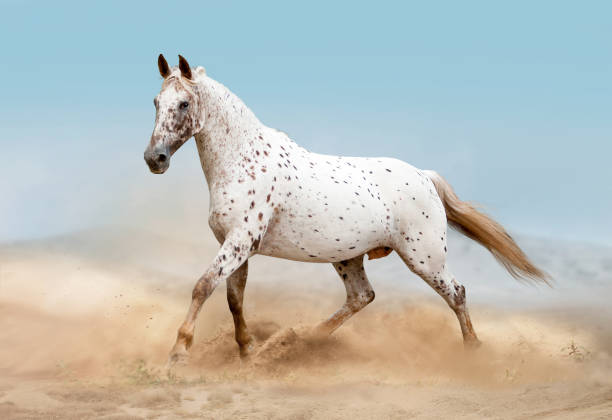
(192, 274, 214, 301)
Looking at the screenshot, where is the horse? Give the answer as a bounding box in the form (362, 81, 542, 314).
(144, 54, 549, 366)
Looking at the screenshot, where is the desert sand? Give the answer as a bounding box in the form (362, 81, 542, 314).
(1, 226, 611, 419)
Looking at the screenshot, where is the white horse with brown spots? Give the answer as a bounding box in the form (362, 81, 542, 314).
(144, 55, 548, 366)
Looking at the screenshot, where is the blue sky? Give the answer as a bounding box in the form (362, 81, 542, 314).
(1, 1, 611, 244)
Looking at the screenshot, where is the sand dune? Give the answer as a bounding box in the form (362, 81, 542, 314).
(1, 227, 611, 419)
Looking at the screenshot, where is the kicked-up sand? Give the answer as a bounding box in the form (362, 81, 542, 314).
(1, 227, 611, 419)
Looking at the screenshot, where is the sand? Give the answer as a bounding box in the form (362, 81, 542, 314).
(1, 227, 611, 419)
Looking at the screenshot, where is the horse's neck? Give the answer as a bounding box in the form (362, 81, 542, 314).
(194, 78, 263, 186)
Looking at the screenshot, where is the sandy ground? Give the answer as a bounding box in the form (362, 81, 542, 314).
(1, 228, 611, 419)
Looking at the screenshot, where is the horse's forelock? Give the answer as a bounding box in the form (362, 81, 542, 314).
(161, 67, 202, 92)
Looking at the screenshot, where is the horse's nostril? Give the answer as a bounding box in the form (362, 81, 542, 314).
(157, 153, 167, 163)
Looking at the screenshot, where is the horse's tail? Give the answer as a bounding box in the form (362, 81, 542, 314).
(424, 170, 550, 284)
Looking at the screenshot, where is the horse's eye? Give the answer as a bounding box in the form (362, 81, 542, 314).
(179, 101, 189, 110)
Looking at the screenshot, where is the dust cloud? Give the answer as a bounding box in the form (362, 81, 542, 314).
(1, 217, 611, 418)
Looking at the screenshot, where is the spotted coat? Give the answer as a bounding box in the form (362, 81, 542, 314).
(145, 55, 489, 365)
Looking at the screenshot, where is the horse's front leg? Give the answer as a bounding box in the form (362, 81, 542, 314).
(168, 231, 253, 367)
(227, 260, 253, 358)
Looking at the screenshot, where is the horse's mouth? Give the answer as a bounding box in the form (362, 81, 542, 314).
(146, 161, 169, 174)
(149, 165, 168, 174)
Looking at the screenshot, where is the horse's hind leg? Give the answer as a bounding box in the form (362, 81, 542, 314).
(316, 254, 375, 335)
(436, 266, 480, 347)
(398, 250, 480, 347)
(227, 260, 253, 358)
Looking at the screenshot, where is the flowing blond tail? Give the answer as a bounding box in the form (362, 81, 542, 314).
(425, 170, 550, 284)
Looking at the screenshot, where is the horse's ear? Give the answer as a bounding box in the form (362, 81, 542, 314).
(178, 54, 192, 80)
(158, 54, 170, 79)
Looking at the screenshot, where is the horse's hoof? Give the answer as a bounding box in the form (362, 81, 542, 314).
(464, 337, 482, 350)
(166, 349, 190, 371)
(239, 341, 255, 359)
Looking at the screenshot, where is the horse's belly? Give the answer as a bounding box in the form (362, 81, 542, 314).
(257, 212, 385, 263)
(256, 237, 372, 263)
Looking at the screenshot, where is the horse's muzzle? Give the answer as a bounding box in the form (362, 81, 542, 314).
(144, 147, 170, 174)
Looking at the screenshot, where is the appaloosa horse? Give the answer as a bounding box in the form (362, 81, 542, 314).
(144, 55, 548, 365)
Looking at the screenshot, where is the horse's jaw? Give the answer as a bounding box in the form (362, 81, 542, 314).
(149, 166, 168, 174)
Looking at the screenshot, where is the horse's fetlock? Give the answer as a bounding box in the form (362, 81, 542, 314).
(177, 327, 194, 349)
(236, 330, 252, 347)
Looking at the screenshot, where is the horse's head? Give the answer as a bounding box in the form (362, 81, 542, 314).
(144, 54, 205, 174)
